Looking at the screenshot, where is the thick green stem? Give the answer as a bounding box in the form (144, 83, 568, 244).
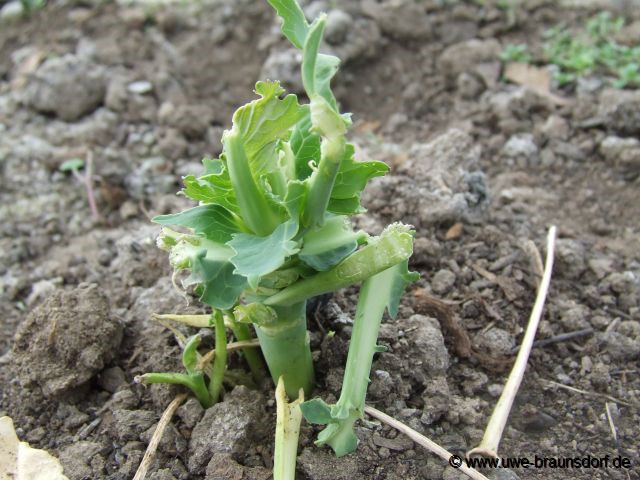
(302, 135, 345, 228)
(264, 224, 414, 307)
(224, 130, 282, 236)
(209, 312, 227, 403)
(319, 269, 393, 455)
(254, 301, 314, 398)
(227, 315, 266, 383)
(300, 261, 417, 457)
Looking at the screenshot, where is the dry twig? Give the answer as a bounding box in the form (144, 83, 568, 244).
(364, 406, 489, 480)
(468, 226, 556, 459)
(133, 393, 188, 480)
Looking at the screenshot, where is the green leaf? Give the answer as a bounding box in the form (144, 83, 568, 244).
(331, 144, 389, 200)
(153, 205, 246, 244)
(59, 158, 84, 172)
(189, 254, 248, 310)
(289, 107, 320, 180)
(181, 158, 240, 216)
(227, 219, 301, 289)
(166, 237, 247, 310)
(267, 0, 310, 49)
(283, 179, 309, 222)
(182, 335, 202, 374)
(327, 196, 365, 216)
(302, 17, 340, 110)
(300, 398, 333, 425)
(231, 80, 305, 177)
(299, 215, 366, 271)
(385, 260, 420, 318)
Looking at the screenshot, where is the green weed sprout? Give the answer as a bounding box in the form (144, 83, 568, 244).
(544, 12, 640, 88)
(136, 332, 219, 408)
(150, 0, 417, 461)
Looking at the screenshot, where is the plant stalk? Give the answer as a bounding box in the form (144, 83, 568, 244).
(208, 311, 227, 403)
(224, 130, 282, 235)
(302, 135, 345, 228)
(227, 315, 266, 383)
(274, 376, 304, 480)
(254, 301, 314, 398)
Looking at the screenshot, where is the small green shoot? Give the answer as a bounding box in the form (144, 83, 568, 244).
(58, 153, 101, 221)
(500, 43, 531, 63)
(499, 13, 639, 89)
(543, 12, 640, 88)
(136, 334, 214, 408)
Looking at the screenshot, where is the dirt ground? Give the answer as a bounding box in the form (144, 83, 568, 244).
(0, 0, 639, 479)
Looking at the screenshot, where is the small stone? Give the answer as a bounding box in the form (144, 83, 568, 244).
(158, 102, 213, 140)
(487, 383, 503, 397)
(438, 38, 501, 77)
(11, 284, 122, 397)
(325, 9, 352, 45)
(502, 134, 539, 166)
(599, 331, 640, 361)
(456, 72, 484, 100)
(20, 55, 106, 121)
(111, 409, 158, 442)
(177, 398, 205, 429)
(361, 0, 432, 41)
(588, 257, 614, 279)
(431, 269, 456, 295)
(602, 271, 637, 295)
(540, 115, 570, 140)
(405, 315, 449, 374)
(589, 362, 611, 389)
(98, 366, 126, 393)
(475, 328, 515, 356)
(127, 80, 153, 95)
(555, 239, 587, 280)
(58, 442, 105, 480)
(189, 386, 267, 472)
(368, 370, 395, 400)
(0, 1, 24, 21)
(560, 304, 591, 331)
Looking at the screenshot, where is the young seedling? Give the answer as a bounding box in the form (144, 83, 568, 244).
(151, 0, 415, 408)
(135, 333, 217, 408)
(59, 152, 101, 221)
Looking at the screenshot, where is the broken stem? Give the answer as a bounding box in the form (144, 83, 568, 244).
(273, 376, 304, 480)
(468, 226, 556, 459)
